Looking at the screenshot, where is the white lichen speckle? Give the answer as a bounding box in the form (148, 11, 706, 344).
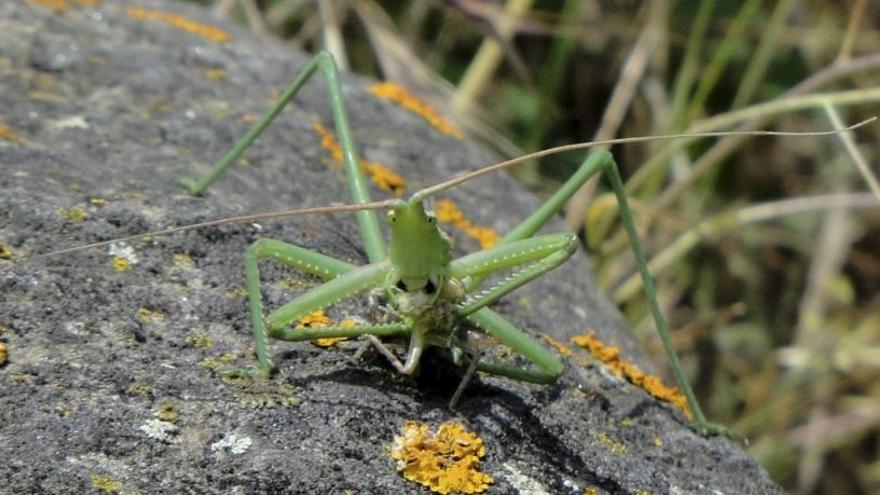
(108, 243, 138, 264)
(211, 434, 252, 455)
(502, 462, 551, 495)
(138, 419, 178, 443)
(52, 115, 90, 130)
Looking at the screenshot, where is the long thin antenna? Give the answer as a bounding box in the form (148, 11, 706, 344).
(7, 117, 874, 269)
(409, 118, 877, 201)
(6, 199, 400, 269)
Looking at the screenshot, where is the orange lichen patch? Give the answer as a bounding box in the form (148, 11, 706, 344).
(298, 310, 350, 348)
(368, 82, 463, 139)
(34, 0, 101, 10)
(312, 123, 406, 196)
(361, 161, 406, 196)
(539, 333, 573, 358)
(27, 0, 67, 12)
(434, 199, 500, 250)
(571, 331, 691, 419)
(126, 7, 231, 43)
(0, 341, 7, 366)
(391, 421, 493, 494)
(298, 309, 332, 327)
(0, 125, 26, 145)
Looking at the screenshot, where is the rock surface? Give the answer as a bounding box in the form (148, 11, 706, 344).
(0, 1, 781, 493)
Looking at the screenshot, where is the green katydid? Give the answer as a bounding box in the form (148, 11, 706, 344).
(18, 51, 871, 438)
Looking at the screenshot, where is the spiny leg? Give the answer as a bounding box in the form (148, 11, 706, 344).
(501, 150, 614, 244)
(595, 150, 727, 436)
(460, 148, 724, 435)
(223, 238, 387, 378)
(463, 151, 611, 292)
(442, 232, 579, 402)
(450, 233, 578, 316)
(178, 50, 385, 263)
(466, 308, 564, 384)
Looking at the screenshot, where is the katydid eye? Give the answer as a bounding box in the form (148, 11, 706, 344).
(387, 212, 397, 224)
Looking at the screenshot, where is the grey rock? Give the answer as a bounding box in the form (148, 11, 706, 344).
(0, 1, 782, 493)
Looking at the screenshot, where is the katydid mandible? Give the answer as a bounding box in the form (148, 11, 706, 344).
(175, 51, 726, 435)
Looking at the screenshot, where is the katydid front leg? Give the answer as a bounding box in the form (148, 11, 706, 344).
(221, 238, 407, 378)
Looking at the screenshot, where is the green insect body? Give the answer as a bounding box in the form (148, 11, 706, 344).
(174, 50, 728, 435)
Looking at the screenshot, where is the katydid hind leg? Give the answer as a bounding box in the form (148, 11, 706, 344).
(500, 150, 611, 245)
(178, 50, 385, 263)
(600, 152, 730, 436)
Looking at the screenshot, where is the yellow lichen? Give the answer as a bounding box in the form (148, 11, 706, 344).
(187, 333, 214, 348)
(89, 197, 108, 206)
(298, 309, 332, 327)
(225, 287, 248, 299)
(126, 7, 231, 43)
(200, 353, 236, 370)
(368, 82, 463, 139)
(155, 400, 180, 423)
(12, 373, 33, 383)
(0, 124, 26, 144)
(313, 318, 356, 348)
(111, 256, 130, 272)
(137, 307, 164, 324)
(434, 199, 499, 249)
(313, 123, 406, 196)
(539, 333, 573, 358)
(297, 310, 350, 348)
(391, 421, 493, 494)
(231, 379, 300, 408)
(127, 382, 152, 395)
(173, 253, 195, 270)
(0, 244, 14, 260)
(571, 331, 691, 419)
(90, 474, 122, 493)
(203, 68, 227, 80)
(0, 341, 7, 366)
(591, 430, 627, 456)
(59, 206, 88, 223)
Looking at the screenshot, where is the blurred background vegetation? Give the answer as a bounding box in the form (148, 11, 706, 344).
(187, 0, 880, 492)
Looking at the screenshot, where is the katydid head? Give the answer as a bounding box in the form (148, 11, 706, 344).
(387, 199, 451, 293)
